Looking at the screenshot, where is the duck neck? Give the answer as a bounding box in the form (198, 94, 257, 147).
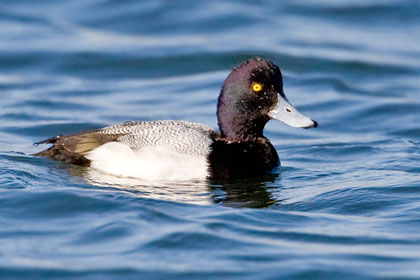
(217, 103, 268, 142)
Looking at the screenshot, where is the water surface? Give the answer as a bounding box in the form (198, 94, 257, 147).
(1, 0, 420, 279)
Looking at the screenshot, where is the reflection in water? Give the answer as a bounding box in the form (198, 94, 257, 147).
(210, 173, 280, 208)
(68, 165, 281, 208)
(71, 166, 212, 205)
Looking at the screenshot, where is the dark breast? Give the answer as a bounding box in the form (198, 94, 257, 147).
(208, 137, 280, 180)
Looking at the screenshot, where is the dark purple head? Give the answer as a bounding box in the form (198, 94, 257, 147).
(217, 57, 317, 141)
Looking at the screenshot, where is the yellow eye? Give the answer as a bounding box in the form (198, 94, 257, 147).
(252, 83, 263, 92)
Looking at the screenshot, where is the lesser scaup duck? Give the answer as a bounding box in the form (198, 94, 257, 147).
(34, 57, 317, 180)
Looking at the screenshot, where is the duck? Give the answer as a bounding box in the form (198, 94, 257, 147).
(34, 57, 317, 180)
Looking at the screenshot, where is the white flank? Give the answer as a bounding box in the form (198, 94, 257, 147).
(85, 142, 209, 181)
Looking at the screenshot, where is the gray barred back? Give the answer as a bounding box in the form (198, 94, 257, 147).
(97, 120, 217, 156)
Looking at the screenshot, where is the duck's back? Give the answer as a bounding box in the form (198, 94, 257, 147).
(101, 120, 216, 155)
(35, 120, 217, 180)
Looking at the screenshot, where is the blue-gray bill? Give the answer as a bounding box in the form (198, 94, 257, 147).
(268, 93, 318, 129)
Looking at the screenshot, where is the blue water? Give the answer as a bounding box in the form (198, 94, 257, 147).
(1, 0, 420, 279)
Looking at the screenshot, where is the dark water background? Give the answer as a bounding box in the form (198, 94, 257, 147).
(1, 0, 420, 279)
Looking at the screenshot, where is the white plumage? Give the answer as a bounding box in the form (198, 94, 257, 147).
(86, 120, 216, 180)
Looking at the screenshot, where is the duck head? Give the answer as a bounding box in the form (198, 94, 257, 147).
(217, 57, 317, 141)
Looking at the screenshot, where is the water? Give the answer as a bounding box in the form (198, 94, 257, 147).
(1, 0, 420, 279)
